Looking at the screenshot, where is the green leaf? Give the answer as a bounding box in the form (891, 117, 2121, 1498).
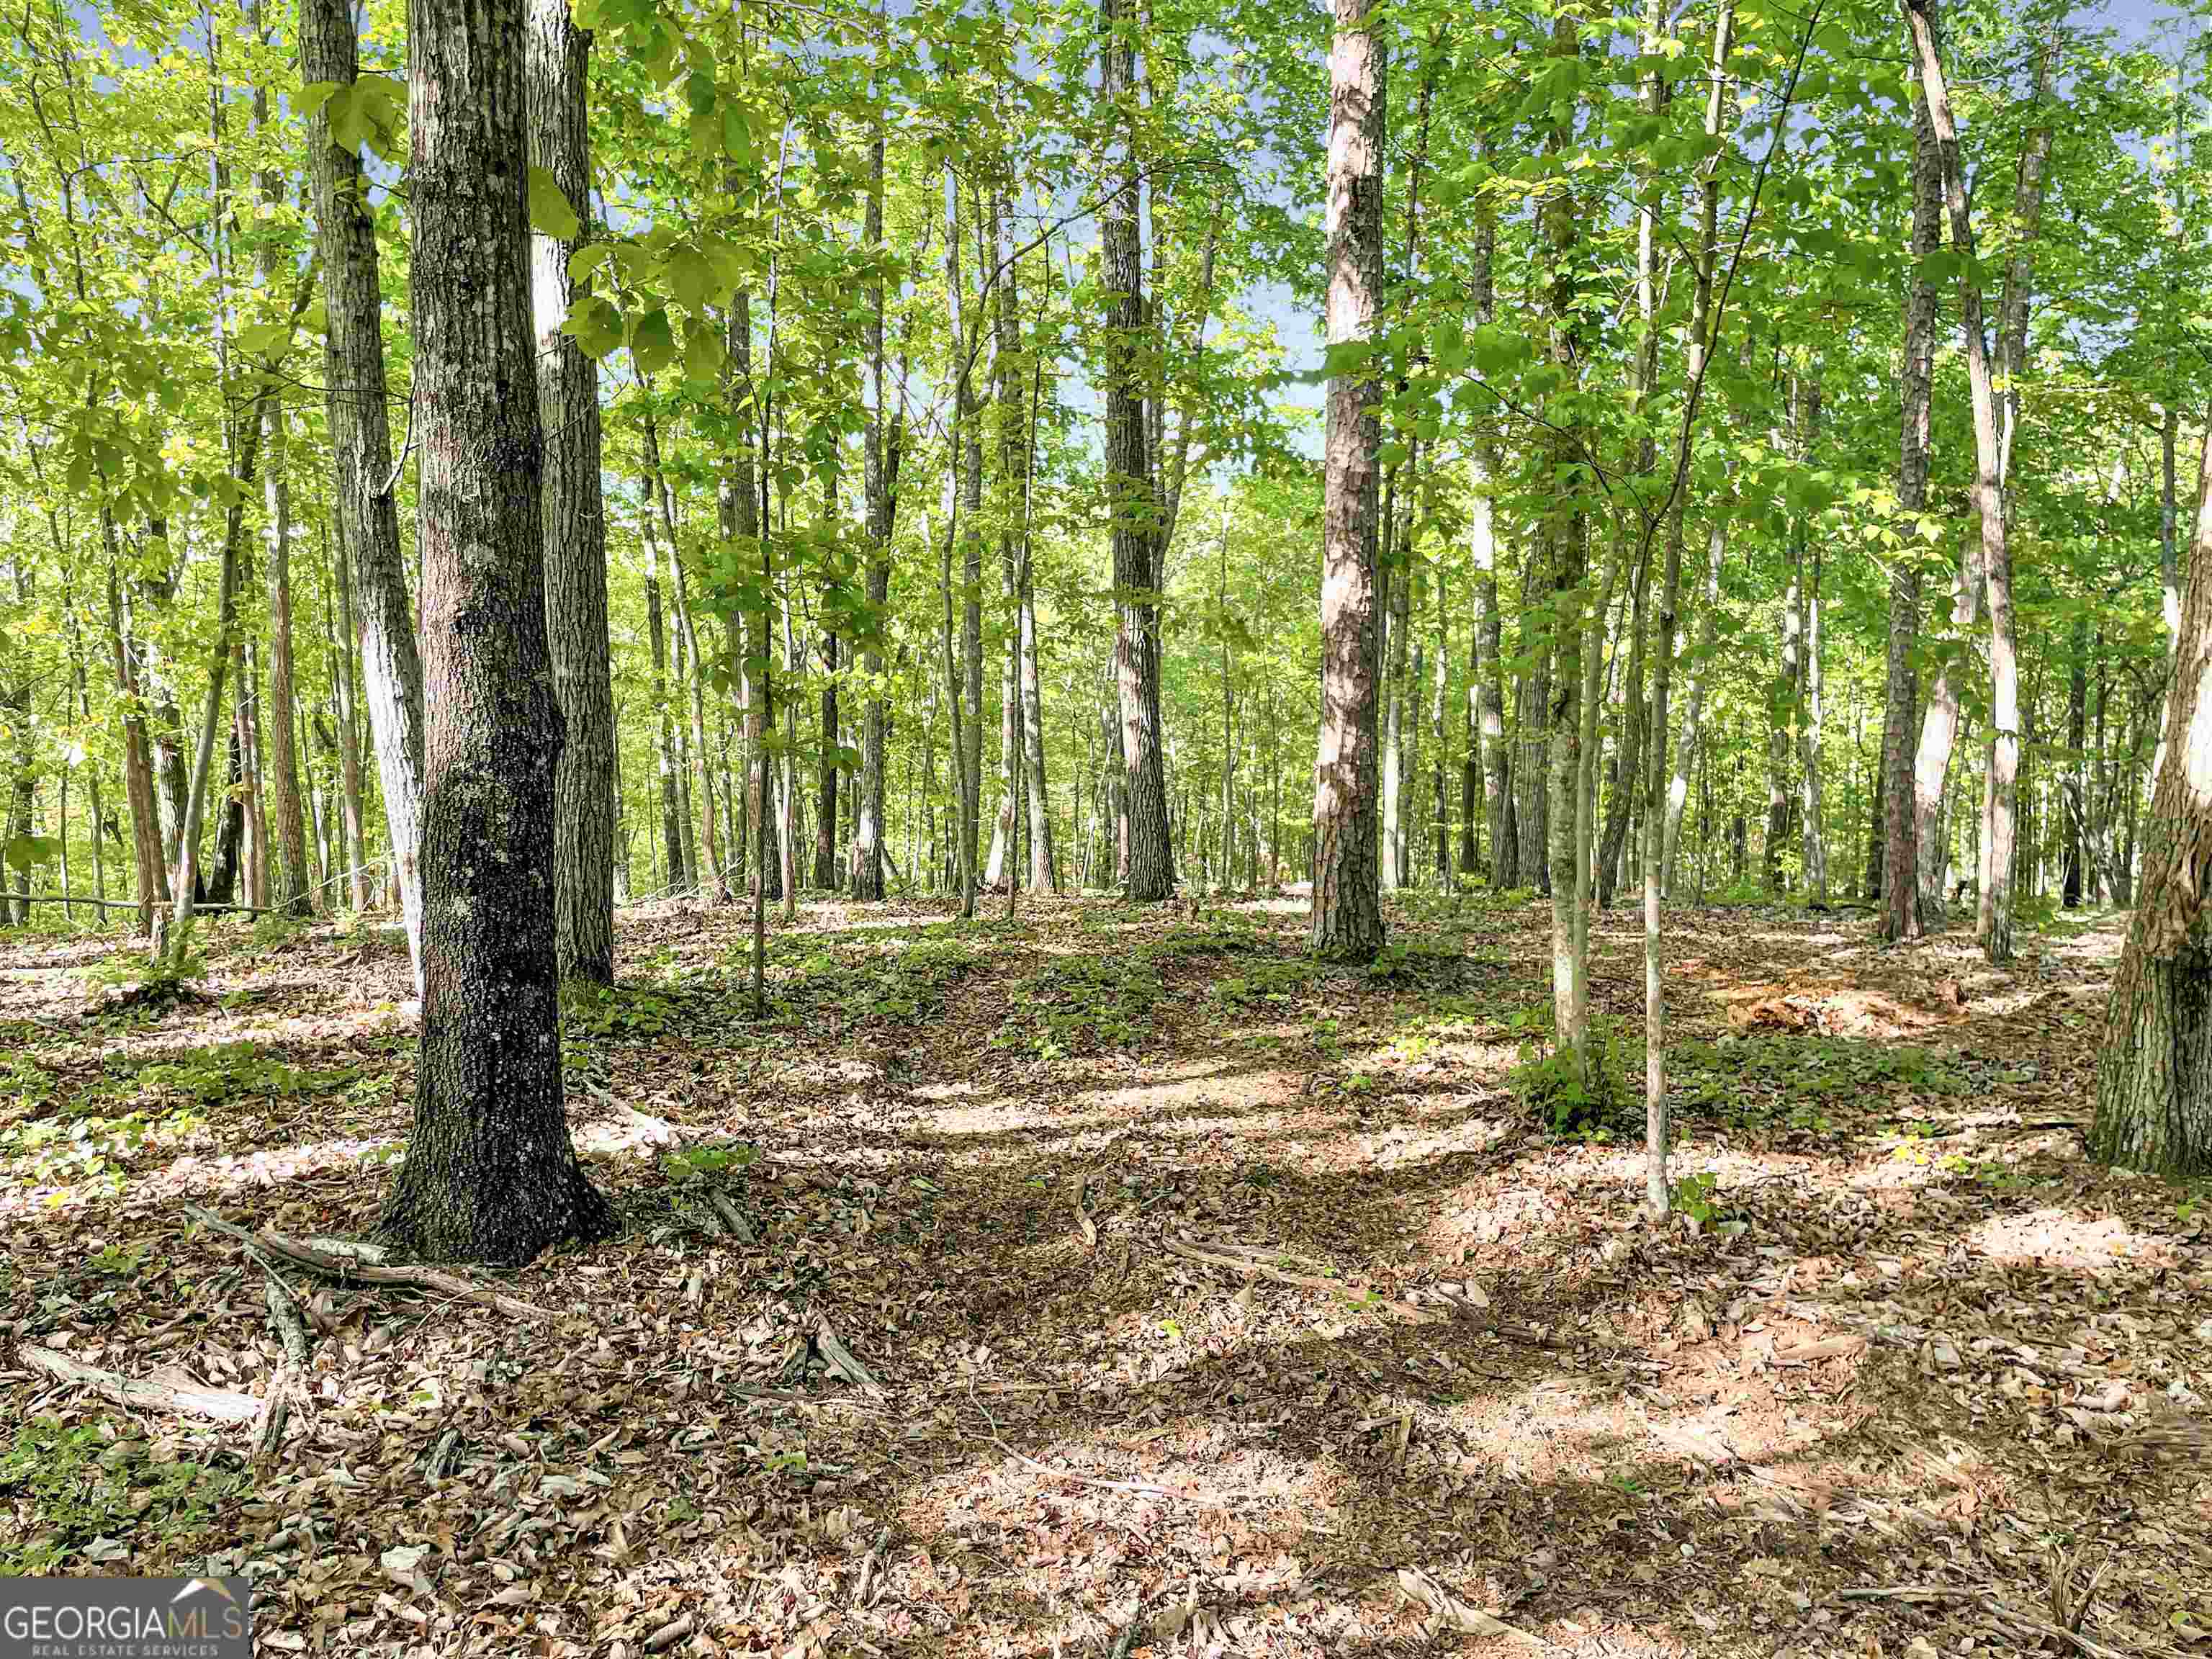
(683, 320, 727, 385)
(567, 244, 613, 284)
(561, 295, 625, 360)
(528, 166, 582, 242)
(629, 307, 676, 377)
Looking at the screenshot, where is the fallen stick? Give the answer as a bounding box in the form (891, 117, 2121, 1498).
(19, 1344, 261, 1424)
(706, 1187, 756, 1244)
(181, 1205, 561, 1323)
(253, 1363, 296, 1469)
(1162, 1236, 1438, 1323)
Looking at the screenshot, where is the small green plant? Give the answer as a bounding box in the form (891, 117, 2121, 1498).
(1211, 957, 1317, 1012)
(78, 948, 207, 1002)
(662, 1141, 757, 1184)
(1671, 1171, 1721, 1227)
(0, 1417, 239, 1573)
(1511, 1017, 1633, 1136)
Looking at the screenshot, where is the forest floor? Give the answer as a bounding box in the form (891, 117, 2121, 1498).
(2, 889, 2209, 1659)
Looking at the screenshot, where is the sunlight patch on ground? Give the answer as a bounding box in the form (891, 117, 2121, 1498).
(1967, 1205, 2173, 1271)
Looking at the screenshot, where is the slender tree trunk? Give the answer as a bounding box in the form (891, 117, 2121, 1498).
(103, 531, 168, 932)
(1100, 0, 1173, 899)
(851, 80, 893, 901)
(1878, 32, 1943, 943)
(302, 0, 426, 985)
(1907, 0, 2020, 963)
(1309, 0, 1386, 956)
(528, 0, 616, 978)
(1795, 379, 1827, 903)
(383, 0, 609, 1260)
(643, 534, 685, 893)
(1468, 139, 1513, 888)
(327, 512, 370, 911)
(1542, 11, 1591, 1082)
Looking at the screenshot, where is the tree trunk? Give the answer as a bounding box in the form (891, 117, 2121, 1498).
(527, 0, 616, 979)
(1100, 0, 1173, 901)
(2091, 415, 2212, 1177)
(2064, 611, 2087, 905)
(1907, 0, 2020, 963)
(852, 107, 894, 901)
(1467, 141, 1513, 889)
(1310, 0, 1386, 956)
(1542, 10, 1589, 1082)
(301, 0, 426, 985)
(325, 513, 371, 910)
(1877, 29, 1943, 943)
(1797, 379, 1828, 904)
(642, 516, 687, 894)
(383, 0, 610, 1262)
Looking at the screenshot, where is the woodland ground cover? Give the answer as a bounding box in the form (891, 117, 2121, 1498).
(3, 892, 2206, 1658)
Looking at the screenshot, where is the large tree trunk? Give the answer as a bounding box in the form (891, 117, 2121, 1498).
(1877, 31, 1943, 943)
(1100, 0, 1173, 901)
(527, 0, 616, 979)
(383, 0, 609, 1262)
(1907, 0, 2020, 963)
(2091, 416, 2212, 1176)
(301, 0, 426, 985)
(1310, 0, 1385, 956)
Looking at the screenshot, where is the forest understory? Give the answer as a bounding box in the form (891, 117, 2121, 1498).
(2, 893, 2206, 1659)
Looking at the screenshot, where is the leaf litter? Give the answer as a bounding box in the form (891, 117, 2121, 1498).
(0, 894, 2207, 1657)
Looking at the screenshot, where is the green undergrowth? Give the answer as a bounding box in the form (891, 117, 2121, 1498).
(995, 953, 1164, 1057)
(1671, 1033, 1969, 1136)
(0, 1416, 240, 1574)
(1, 1040, 377, 1199)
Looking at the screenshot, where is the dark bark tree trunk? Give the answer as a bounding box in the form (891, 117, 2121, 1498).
(302, 0, 426, 983)
(527, 0, 615, 979)
(1309, 0, 1385, 956)
(1467, 138, 1512, 888)
(1878, 30, 1943, 943)
(383, 0, 609, 1261)
(1100, 0, 1173, 900)
(2092, 416, 2212, 1176)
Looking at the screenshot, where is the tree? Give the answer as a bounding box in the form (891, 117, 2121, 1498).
(382, 0, 610, 1263)
(2092, 416, 2212, 1177)
(1100, 0, 1172, 902)
(1905, 0, 2020, 964)
(528, 0, 616, 981)
(300, 0, 427, 987)
(1309, 0, 1385, 959)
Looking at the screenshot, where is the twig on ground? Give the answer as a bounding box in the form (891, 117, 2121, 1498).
(19, 1343, 261, 1423)
(1161, 1234, 1439, 1322)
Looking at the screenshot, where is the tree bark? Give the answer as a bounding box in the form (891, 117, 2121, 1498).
(1906, 0, 2020, 963)
(301, 0, 426, 985)
(527, 0, 616, 979)
(2091, 415, 2212, 1177)
(384, 0, 609, 1262)
(1310, 0, 1386, 956)
(1100, 0, 1173, 900)
(1878, 30, 1943, 943)
(853, 118, 896, 901)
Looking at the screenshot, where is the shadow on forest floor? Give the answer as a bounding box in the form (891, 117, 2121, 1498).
(1, 892, 2206, 1658)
